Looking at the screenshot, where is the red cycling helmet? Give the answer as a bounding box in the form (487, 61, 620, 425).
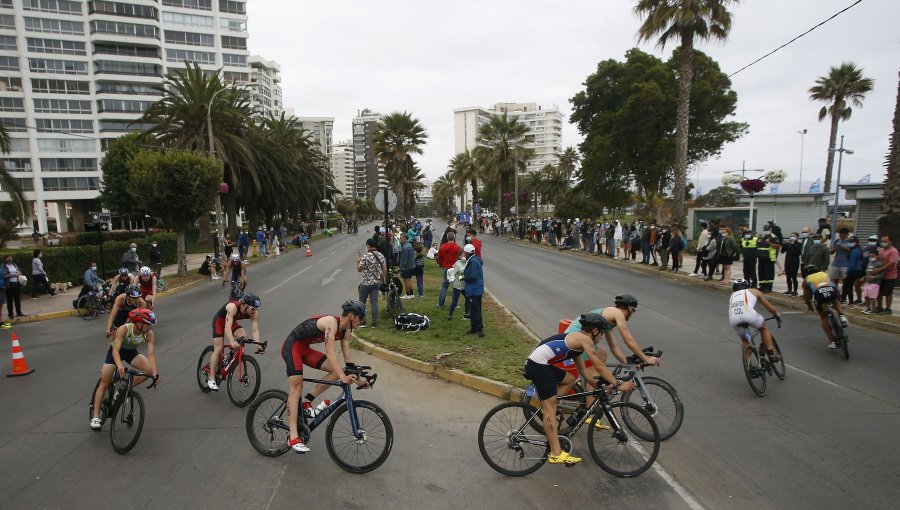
(128, 308, 157, 325)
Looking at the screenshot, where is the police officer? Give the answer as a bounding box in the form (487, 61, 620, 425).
(742, 229, 759, 288)
(756, 222, 781, 293)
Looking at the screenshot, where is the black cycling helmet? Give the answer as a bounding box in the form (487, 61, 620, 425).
(118, 267, 130, 277)
(341, 299, 366, 320)
(614, 294, 638, 309)
(579, 312, 608, 332)
(731, 279, 751, 292)
(804, 264, 819, 275)
(241, 293, 261, 308)
(124, 284, 141, 298)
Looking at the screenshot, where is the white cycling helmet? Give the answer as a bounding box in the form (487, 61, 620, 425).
(230, 254, 241, 262)
(139, 266, 152, 277)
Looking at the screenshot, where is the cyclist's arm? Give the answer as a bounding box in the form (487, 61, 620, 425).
(801, 281, 814, 310)
(145, 330, 158, 377)
(319, 317, 352, 384)
(573, 334, 628, 390)
(250, 314, 261, 346)
(613, 309, 657, 365)
(604, 331, 627, 365)
(753, 290, 780, 317)
(223, 303, 239, 348)
(111, 326, 126, 377)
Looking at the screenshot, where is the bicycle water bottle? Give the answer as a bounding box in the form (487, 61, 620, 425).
(302, 401, 314, 418)
(313, 400, 331, 417)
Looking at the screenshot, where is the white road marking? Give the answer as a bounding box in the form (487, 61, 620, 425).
(785, 363, 844, 390)
(263, 265, 312, 294)
(322, 268, 342, 287)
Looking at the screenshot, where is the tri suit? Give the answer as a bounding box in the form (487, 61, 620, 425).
(211, 300, 251, 338)
(281, 316, 346, 376)
(523, 333, 584, 400)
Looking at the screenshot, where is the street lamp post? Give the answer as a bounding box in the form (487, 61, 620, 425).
(207, 87, 228, 258)
(379, 178, 390, 267)
(828, 135, 853, 239)
(797, 129, 807, 193)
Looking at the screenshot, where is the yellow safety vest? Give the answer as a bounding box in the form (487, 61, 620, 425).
(742, 237, 758, 249)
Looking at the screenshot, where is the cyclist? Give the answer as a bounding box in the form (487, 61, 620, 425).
(90, 308, 159, 430)
(207, 293, 262, 391)
(728, 279, 782, 361)
(282, 299, 368, 454)
(524, 313, 636, 466)
(106, 285, 146, 338)
(109, 267, 133, 298)
(136, 266, 157, 308)
(222, 254, 247, 300)
(802, 264, 849, 350)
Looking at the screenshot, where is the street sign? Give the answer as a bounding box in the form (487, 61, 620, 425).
(473, 204, 481, 214)
(375, 190, 397, 213)
(99, 213, 111, 223)
(89, 211, 100, 222)
(100, 222, 109, 231)
(458, 212, 471, 224)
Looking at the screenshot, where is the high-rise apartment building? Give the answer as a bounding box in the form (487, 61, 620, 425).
(297, 116, 333, 161)
(351, 108, 381, 199)
(0, 0, 252, 234)
(248, 55, 281, 118)
(330, 140, 353, 198)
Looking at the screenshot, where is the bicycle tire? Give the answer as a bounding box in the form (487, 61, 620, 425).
(743, 344, 767, 397)
(771, 338, 786, 380)
(76, 295, 98, 321)
(621, 376, 684, 441)
(587, 401, 660, 478)
(832, 315, 850, 360)
(325, 400, 393, 473)
(227, 355, 261, 407)
(109, 391, 145, 454)
(88, 379, 109, 431)
(478, 401, 548, 477)
(245, 389, 293, 457)
(196, 346, 214, 393)
(520, 382, 586, 436)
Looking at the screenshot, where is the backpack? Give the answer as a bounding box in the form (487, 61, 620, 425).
(395, 313, 430, 332)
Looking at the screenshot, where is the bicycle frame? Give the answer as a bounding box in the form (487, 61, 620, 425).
(522, 387, 622, 444)
(265, 378, 364, 440)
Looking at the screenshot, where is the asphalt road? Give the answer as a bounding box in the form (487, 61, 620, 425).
(3, 225, 898, 510)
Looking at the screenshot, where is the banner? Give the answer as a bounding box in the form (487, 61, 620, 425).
(769, 183, 779, 194)
(857, 174, 870, 184)
(808, 178, 821, 193)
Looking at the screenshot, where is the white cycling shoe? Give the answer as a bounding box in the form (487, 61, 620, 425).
(90, 418, 102, 430)
(207, 380, 219, 391)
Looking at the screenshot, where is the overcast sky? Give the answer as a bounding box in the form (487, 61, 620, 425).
(246, 0, 898, 193)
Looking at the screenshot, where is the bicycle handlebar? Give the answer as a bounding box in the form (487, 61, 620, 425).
(623, 347, 664, 368)
(116, 367, 159, 389)
(236, 337, 268, 354)
(345, 364, 378, 388)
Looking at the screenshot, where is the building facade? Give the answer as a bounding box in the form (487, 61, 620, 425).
(352, 107, 381, 199)
(330, 140, 353, 199)
(0, 0, 252, 234)
(296, 116, 332, 161)
(248, 54, 281, 118)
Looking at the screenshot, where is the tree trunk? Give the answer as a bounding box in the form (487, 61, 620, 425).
(497, 172, 503, 222)
(176, 229, 187, 276)
(823, 98, 842, 193)
(247, 207, 258, 234)
(224, 192, 239, 238)
(879, 70, 900, 242)
(672, 38, 695, 228)
(197, 213, 212, 247)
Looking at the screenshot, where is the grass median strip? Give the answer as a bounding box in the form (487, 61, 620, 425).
(353, 261, 536, 387)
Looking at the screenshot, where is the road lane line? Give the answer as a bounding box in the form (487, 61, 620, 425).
(649, 459, 705, 510)
(263, 265, 312, 294)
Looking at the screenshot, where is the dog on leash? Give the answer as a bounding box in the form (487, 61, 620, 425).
(51, 282, 72, 293)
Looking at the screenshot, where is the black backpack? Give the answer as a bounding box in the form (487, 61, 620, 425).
(394, 313, 430, 332)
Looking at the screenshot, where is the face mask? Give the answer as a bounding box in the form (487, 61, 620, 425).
(91, 266, 97, 270)
(744, 235, 751, 239)
(882, 242, 889, 248)
(465, 237, 472, 243)
(868, 241, 877, 247)
(719, 231, 725, 236)
(813, 240, 821, 245)
(763, 228, 771, 233)
(152, 243, 157, 247)
(800, 233, 809, 239)
(131, 247, 137, 252)
(790, 236, 798, 241)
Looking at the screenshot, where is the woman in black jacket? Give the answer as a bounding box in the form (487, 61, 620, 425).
(781, 232, 802, 295)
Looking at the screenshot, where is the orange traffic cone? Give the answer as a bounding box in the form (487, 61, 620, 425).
(306, 246, 312, 257)
(7, 333, 35, 377)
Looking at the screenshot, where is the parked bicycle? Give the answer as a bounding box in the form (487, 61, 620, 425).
(383, 268, 403, 318)
(739, 316, 786, 397)
(245, 365, 393, 474)
(480, 374, 660, 478)
(196, 337, 267, 407)
(88, 366, 158, 454)
(76, 282, 113, 320)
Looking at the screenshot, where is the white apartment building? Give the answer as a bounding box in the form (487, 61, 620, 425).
(248, 54, 281, 118)
(330, 140, 353, 198)
(0, 0, 252, 234)
(352, 107, 382, 199)
(297, 116, 332, 161)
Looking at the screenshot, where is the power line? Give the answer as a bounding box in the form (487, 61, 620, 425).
(728, 0, 864, 78)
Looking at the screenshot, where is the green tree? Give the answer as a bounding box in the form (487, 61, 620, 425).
(635, 0, 738, 225)
(558, 146, 580, 181)
(0, 124, 30, 232)
(809, 62, 875, 193)
(128, 150, 223, 275)
(880, 69, 900, 243)
(431, 173, 457, 217)
(449, 151, 480, 214)
(335, 198, 357, 218)
(372, 112, 428, 218)
(693, 185, 738, 207)
(99, 132, 146, 222)
(474, 113, 534, 220)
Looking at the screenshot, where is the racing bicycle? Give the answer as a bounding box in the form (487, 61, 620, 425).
(738, 316, 785, 397)
(76, 282, 113, 320)
(196, 337, 267, 407)
(88, 366, 158, 454)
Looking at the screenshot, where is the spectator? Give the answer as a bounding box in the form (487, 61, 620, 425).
(238, 230, 250, 260)
(223, 235, 234, 260)
(649, 223, 659, 265)
(806, 232, 831, 272)
(690, 222, 709, 276)
(842, 236, 865, 305)
(740, 229, 759, 287)
(874, 234, 897, 315)
(80, 261, 103, 299)
(828, 227, 852, 289)
(357, 238, 387, 328)
(657, 226, 671, 270)
(256, 228, 267, 257)
(148, 239, 162, 277)
(701, 232, 718, 281)
(640, 223, 651, 264)
(447, 246, 468, 320)
(3, 254, 24, 319)
(707, 225, 722, 279)
(391, 228, 401, 266)
(670, 227, 683, 273)
(436, 231, 459, 307)
(198, 255, 221, 280)
(718, 227, 738, 285)
(815, 217, 831, 240)
(799, 227, 815, 277)
(414, 243, 426, 297)
(31, 249, 57, 299)
(122, 243, 141, 273)
(781, 232, 802, 296)
(462, 243, 484, 337)
(862, 248, 883, 314)
(398, 233, 416, 299)
(0, 270, 8, 328)
(757, 224, 781, 292)
(423, 220, 433, 248)
(614, 220, 623, 258)
(629, 225, 640, 261)
(466, 228, 482, 261)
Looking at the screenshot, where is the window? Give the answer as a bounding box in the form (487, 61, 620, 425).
(16, 178, 35, 191)
(36, 118, 94, 133)
(91, 20, 158, 38)
(27, 37, 87, 55)
(2, 159, 33, 172)
(32, 79, 90, 94)
(0, 35, 15, 51)
(100, 120, 154, 132)
(166, 48, 215, 65)
(0, 118, 26, 132)
(42, 177, 99, 191)
(94, 43, 159, 58)
(29, 58, 88, 75)
(220, 35, 246, 50)
(221, 53, 246, 66)
(40, 158, 98, 172)
(95, 60, 161, 76)
(222, 71, 248, 82)
(162, 0, 211, 10)
(0, 97, 23, 112)
(8, 138, 29, 151)
(0, 56, 17, 71)
(24, 17, 84, 35)
(23, 0, 82, 14)
(38, 139, 96, 153)
(219, 0, 245, 14)
(0, 14, 14, 29)
(97, 99, 154, 113)
(96, 82, 160, 96)
(219, 17, 246, 32)
(165, 30, 213, 46)
(162, 11, 213, 28)
(0, 0, 11, 8)
(33, 98, 91, 114)
(89, 1, 157, 19)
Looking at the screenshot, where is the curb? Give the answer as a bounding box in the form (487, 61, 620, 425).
(351, 335, 524, 402)
(504, 236, 900, 336)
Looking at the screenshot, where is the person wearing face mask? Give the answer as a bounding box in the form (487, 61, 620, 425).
(122, 243, 141, 274)
(799, 227, 815, 276)
(148, 239, 162, 277)
(466, 228, 482, 261)
(806, 233, 830, 273)
(30, 249, 57, 299)
(841, 236, 865, 306)
(447, 246, 468, 320)
(3, 255, 24, 319)
(741, 230, 759, 288)
(828, 227, 852, 291)
(872, 235, 898, 315)
(757, 224, 781, 293)
(462, 243, 483, 337)
(781, 232, 802, 295)
(79, 261, 104, 300)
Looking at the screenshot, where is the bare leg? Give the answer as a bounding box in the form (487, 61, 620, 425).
(209, 337, 224, 385)
(92, 364, 116, 419)
(287, 375, 304, 441)
(541, 398, 562, 456)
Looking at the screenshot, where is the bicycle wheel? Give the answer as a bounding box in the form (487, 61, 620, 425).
(109, 391, 145, 454)
(743, 344, 767, 397)
(478, 401, 548, 477)
(521, 382, 586, 436)
(621, 376, 684, 441)
(771, 338, 786, 380)
(245, 389, 292, 457)
(326, 400, 394, 473)
(227, 355, 261, 407)
(196, 346, 214, 393)
(76, 295, 98, 321)
(587, 401, 660, 478)
(831, 315, 850, 360)
(88, 379, 108, 431)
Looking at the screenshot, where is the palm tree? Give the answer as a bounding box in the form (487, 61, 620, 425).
(522, 168, 547, 213)
(474, 113, 533, 220)
(0, 124, 31, 222)
(635, 0, 737, 226)
(558, 146, 580, 181)
(879, 69, 899, 242)
(809, 62, 875, 193)
(541, 164, 572, 207)
(449, 151, 480, 214)
(431, 173, 456, 217)
(372, 111, 428, 218)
